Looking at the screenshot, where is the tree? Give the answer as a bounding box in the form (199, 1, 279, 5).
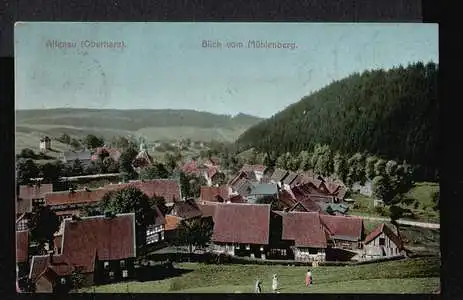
(58, 133, 71, 145)
(103, 157, 119, 173)
(70, 269, 85, 291)
(119, 147, 139, 180)
(212, 172, 226, 186)
(180, 172, 206, 199)
(83, 161, 98, 175)
(17, 159, 40, 185)
(385, 160, 398, 177)
(287, 155, 301, 171)
(164, 153, 179, 173)
(298, 150, 312, 171)
(40, 161, 63, 184)
(18, 148, 37, 159)
(432, 190, 439, 211)
(374, 159, 387, 177)
(98, 187, 161, 248)
(333, 152, 348, 183)
(347, 153, 366, 184)
(276, 153, 289, 169)
(113, 136, 129, 149)
(151, 195, 169, 216)
(29, 206, 60, 254)
(84, 134, 105, 149)
(174, 217, 213, 259)
(71, 159, 84, 176)
(312, 144, 333, 176)
(140, 163, 170, 180)
(365, 155, 379, 180)
(70, 138, 81, 150)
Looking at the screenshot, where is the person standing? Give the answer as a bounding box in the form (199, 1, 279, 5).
(272, 274, 279, 293)
(255, 279, 262, 293)
(305, 269, 312, 287)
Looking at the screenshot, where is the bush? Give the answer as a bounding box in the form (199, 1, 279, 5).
(413, 201, 420, 209)
(374, 206, 389, 217)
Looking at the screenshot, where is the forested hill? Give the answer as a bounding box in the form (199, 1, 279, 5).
(236, 62, 438, 179)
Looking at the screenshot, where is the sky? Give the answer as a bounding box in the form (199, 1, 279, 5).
(15, 22, 438, 118)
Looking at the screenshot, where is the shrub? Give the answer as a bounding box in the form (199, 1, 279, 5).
(413, 201, 420, 209)
(374, 206, 388, 217)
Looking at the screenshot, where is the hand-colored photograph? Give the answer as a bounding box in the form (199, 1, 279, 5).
(14, 22, 439, 294)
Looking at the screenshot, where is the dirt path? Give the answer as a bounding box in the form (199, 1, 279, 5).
(352, 215, 440, 229)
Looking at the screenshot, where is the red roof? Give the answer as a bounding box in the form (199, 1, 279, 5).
(281, 212, 328, 248)
(19, 184, 53, 199)
(240, 164, 267, 173)
(364, 223, 403, 248)
(200, 186, 229, 202)
(16, 230, 29, 263)
(29, 255, 74, 281)
(197, 202, 217, 220)
(182, 160, 202, 175)
(60, 213, 136, 273)
(320, 214, 364, 241)
(16, 197, 33, 214)
(295, 196, 324, 213)
(45, 188, 108, 206)
(212, 203, 271, 245)
(104, 179, 181, 203)
(278, 190, 298, 208)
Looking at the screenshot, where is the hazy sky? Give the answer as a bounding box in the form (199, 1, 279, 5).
(15, 22, 438, 118)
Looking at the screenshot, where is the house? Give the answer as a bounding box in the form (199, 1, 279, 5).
(230, 178, 254, 198)
(319, 214, 365, 260)
(199, 186, 230, 203)
(91, 147, 122, 162)
(163, 215, 182, 242)
(168, 199, 203, 220)
(39, 136, 51, 152)
(132, 148, 154, 173)
(247, 183, 279, 203)
(278, 211, 330, 262)
(182, 159, 221, 186)
(60, 151, 93, 167)
(104, 179, 182, 205)
(276, 189, 324, 213)
(282, 172, 299, 188)
(239, 164, 267, 182)
(197, 202, 217, 221)
(352, 180, 373, 197)
(17, 183, 53, 214)
(269, 168, 289, 186)
(16, 212, 32, 231)
(363, 223, 404, 259)
(212, 203, 271, 259)
(29, 213, 137, 291)
(145, 206, 166, 246)
(16, 230, 30, 279)
(44, 188, 108, 222)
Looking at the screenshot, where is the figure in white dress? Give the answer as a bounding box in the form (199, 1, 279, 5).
(272, 273, 279, 292)
(255, 280, 262, 293)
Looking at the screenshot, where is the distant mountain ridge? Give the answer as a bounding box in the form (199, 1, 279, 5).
(15, 108, 264, 148)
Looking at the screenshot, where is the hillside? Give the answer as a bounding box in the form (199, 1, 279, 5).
(15, 109, 263, 152)
(236, 62, 438, 179)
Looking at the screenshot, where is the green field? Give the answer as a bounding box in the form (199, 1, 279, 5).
(79, 257, 440, 293)
(348, 182, 439, 223)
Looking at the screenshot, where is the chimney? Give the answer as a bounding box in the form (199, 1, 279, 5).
(84, 187, 90, 192)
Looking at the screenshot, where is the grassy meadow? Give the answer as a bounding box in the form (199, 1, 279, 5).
(78, 256, 440, 293)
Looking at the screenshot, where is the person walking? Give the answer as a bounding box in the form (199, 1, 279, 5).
(272, 274, 279, 293)
(305, 269, 313, 287)
(255, 279, 262, 293)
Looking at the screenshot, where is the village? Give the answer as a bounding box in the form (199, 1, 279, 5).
(15, 135, 417, 294)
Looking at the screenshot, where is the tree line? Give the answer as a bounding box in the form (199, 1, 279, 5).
(236, 62, 439, 181)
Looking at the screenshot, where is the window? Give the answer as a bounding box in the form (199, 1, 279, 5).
(146, 233, 159, 245)
(308, 248, 318, 255)
(379, 238, 385, 246)
(60, 278, 66, 284)
(122, 270, 128, 278)
(120, 260, 126, 268)
(104, 261, 109, 269)
(160, 231, 164, 240)
(109, 271, 115, 278)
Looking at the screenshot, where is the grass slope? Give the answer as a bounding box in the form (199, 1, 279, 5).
(80, 257, 440, 293)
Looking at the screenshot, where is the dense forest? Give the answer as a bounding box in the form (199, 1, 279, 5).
(236, 62, 438, 180)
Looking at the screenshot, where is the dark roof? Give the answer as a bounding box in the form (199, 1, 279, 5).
(170, 199, 203, 219)
(295, 197, 324, 213)
(104, 179, 181, 203)
(152, 205, 166, 226)
(282, 172, 298, 185)
(62, 151, 92, 162)
(281, 212, 328, 248)
(200, 186, 229, 202)
(320, 215, 364, 241)
(270, 169, 289, 182)
(60, 213, 136, 274)
(233, 178, 254, 197)
(45, 188, 108, 206)
(364, 223, 403, 248)
(19, 184, 53, 200)
(278, 190, 298, 208)
(16, 230, 29, 263)
(249, 183, 278, 196)
(240, 164, 267, 173)
(228, 194, 246, 203)
(212, 203, 271, 245)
